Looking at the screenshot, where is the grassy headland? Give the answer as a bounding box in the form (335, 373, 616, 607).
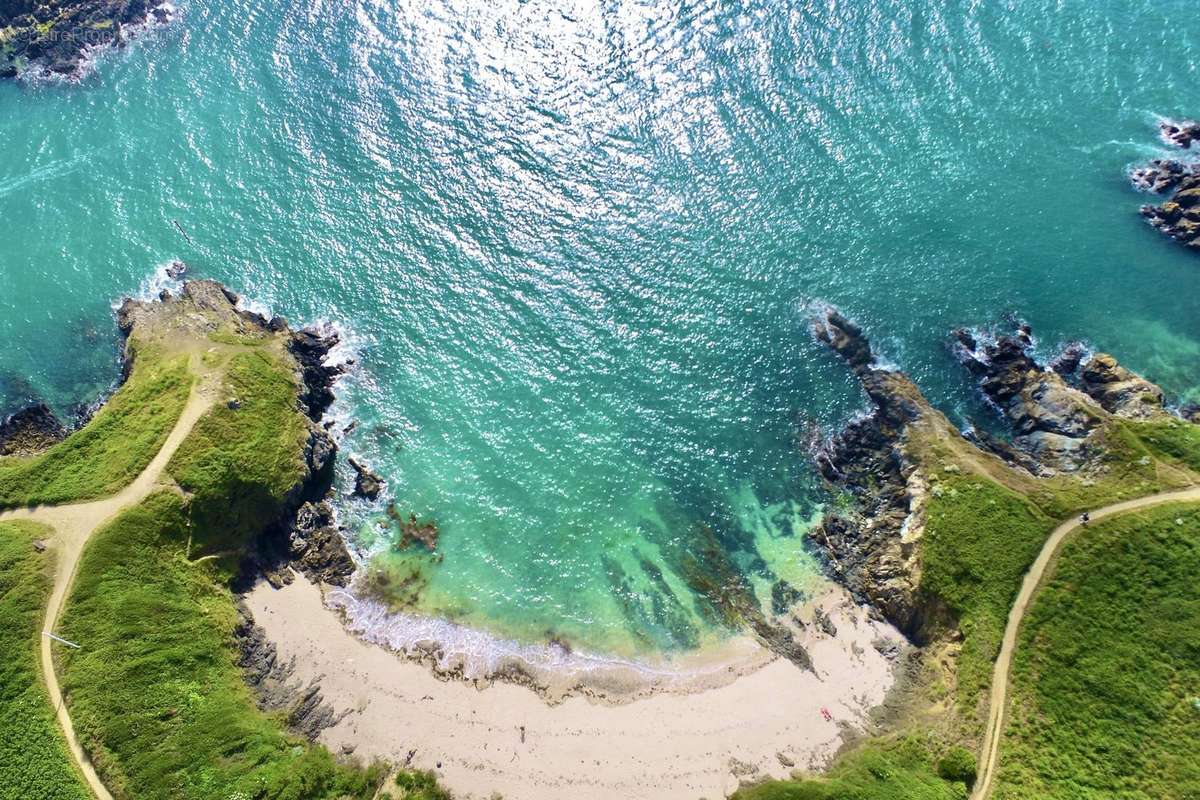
(0, 519, 90, 800)
(742, 313, 1200, 800)
(37, 283, 392, 799)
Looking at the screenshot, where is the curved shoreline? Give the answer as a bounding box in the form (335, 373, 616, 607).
(247, 572, 906, 799)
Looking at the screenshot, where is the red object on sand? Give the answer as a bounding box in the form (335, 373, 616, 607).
(820, 707, 832, 722)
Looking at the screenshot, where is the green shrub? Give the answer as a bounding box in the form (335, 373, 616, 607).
(936, 747, 977, 787)
(0, 520, 90, 799)
(395, 769, 452, 800)
(732, 736, 966, 800)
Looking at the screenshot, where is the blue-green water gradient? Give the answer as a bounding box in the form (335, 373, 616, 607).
(2, 0, 1199, 655)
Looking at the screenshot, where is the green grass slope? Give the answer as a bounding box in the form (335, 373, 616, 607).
(993, 503, 1200, 800)
(0, 520, 90, 800)
(920, 478, 1055, 714)
(0, 348, 190, 509)
(56, 344, 385, 799)
(732, 736, 972, 800)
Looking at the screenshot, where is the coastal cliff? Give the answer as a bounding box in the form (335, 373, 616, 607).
(115, 280, 358, 590)
(45, 277, 389, 797)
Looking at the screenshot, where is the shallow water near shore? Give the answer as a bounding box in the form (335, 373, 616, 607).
(2, 0, 1200, 657)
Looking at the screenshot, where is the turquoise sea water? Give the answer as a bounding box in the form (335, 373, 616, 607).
(2, 0, 1200, 657)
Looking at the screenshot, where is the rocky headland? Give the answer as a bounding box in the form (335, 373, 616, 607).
(112, 278, 362, 736)
(0, 0, 171, 79)
(807, 305, 1193, 644)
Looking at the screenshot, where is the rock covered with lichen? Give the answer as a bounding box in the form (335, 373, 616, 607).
(951, 325, 1106, 473)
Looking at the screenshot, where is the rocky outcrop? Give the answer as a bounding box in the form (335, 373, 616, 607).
(952, 325, 1105, 473)
(0, 403, 65, 455)
(1130, 159, 1196, 194)
(809, 307, 944, 640)
(288, 501, 356, 586)
(233, 603, 344, 740)
(1160, 120, 1200, 149)
(0, 0, 171, 80)
(287, 327, 347, 421)
(1077, 353, 1167, 419)
(347, 456, 383, 500)
(1132, 122, 1200, 249)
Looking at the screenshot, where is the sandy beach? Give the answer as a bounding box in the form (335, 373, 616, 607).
(246, 575, 904, 800)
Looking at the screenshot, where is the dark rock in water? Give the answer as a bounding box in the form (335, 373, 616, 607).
(811, 308, 874, 373)
(1182, 404, 1200, 424)
(0, 403, 66, 456)
(0, 0, 173, 81)
(165, 260, 187, 279)
(1161, 120, 1200, 149)
(1132, 147, 1200, 250)
(952, 324, 1103, 473)
(1130, 159, 1195, 194)
(233, 602, 345, 740)
(347, 455, 384, 500)
(288, 501, 356, 587)
(288, 327, 346, 421)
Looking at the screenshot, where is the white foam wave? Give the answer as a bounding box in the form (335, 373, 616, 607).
(327, 589, 737, 686)
(114, 261, 187, 309)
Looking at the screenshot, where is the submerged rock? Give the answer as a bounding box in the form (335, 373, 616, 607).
(387, 504, 439, 551)
(0, 402, 65, 456)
